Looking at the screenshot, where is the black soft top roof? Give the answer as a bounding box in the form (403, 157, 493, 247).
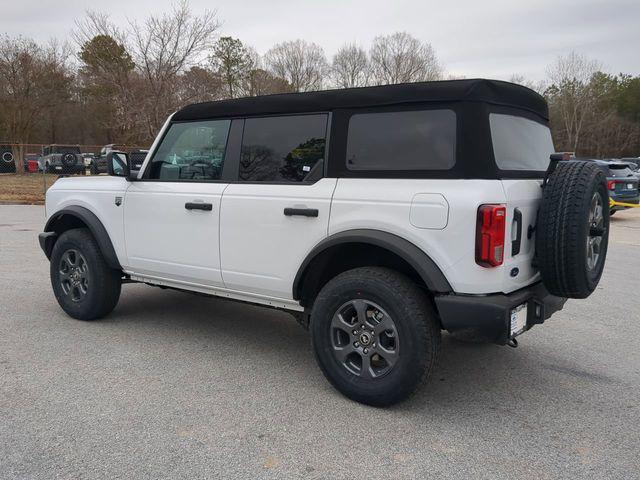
(173, 78, 548, 122)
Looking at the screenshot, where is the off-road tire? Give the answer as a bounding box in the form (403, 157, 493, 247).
(310, 267, 441, 407)
(536, 161, 609, 299)
(50, 228, 122, 320)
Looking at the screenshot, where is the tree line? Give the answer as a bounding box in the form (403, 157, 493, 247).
(1, 1, 639, 174)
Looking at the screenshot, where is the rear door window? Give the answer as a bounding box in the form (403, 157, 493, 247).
(346, 109, 456, 171)
(490, 114, 554, 171)
(239, 114, 327, 182)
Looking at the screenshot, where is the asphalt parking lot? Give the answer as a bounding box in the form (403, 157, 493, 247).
(1, 205, 639, 480)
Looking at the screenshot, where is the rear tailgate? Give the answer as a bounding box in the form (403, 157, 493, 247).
(501, 179, 543, 292)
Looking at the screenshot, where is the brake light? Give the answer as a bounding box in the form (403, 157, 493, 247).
(476, 204, 506, 268)
(607, 180, 617, 191)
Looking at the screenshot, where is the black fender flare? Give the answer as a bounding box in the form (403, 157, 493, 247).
(293, 229, 452, 299)
(42, 206, 121, 270)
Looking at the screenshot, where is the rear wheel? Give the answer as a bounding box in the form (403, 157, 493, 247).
(310, 267, 440, 406)
(50, 228, 121, 320)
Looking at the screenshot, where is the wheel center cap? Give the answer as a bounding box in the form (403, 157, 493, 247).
(359, 332, 372, 346)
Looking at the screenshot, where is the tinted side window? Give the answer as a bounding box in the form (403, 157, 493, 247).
(148, 120, 231, 181)
(240, 115, 327, 182)
(346, 109, 456, 171)
(490, 114, 554, 171)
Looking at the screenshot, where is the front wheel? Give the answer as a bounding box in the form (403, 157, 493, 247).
(310, 267, 440, 406)
(50, 228, 122, 320)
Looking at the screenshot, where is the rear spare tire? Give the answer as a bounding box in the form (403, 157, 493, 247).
(61, 153, 77, 169)
(536, 161, 609, 299)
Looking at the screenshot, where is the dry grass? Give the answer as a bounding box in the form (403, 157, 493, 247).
(0, 173, 59, 204)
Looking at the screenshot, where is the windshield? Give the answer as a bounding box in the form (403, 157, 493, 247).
(490, 113, 554, 171)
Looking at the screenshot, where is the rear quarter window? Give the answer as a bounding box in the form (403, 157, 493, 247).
(346, 109, 456, 171)
(490, 114, 554, 171)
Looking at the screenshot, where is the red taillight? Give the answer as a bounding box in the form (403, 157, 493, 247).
(607, 180, 617, 191)
(476, 204, 506, 268)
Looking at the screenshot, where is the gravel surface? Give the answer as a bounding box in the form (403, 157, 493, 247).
(1, 205, 639, 480)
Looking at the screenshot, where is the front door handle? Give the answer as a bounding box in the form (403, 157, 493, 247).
(284, 207, 319, 217)
(185, 202, 213, 211)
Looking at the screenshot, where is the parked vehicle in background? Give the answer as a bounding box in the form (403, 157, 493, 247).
(0, 145, 16, 173)
(588, 159, 640, 214)
(24, 153, 40, 173)
(620, 157, 640, 171)
(41, 145, 86, 174)
(39, 79, 611, 406)
(129, 149, 149, 174)
(82, 153, 96, 168)
(91, 144, 123, 175)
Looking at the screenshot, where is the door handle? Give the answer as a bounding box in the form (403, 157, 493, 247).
(512, 208, 523, 256)
(284, 207, 319, 217)
(185, 202, 213, 211)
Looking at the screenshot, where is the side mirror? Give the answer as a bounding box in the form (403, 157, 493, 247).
(106, 151, 131, 179)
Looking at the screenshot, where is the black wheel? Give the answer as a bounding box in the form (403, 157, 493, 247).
(50, 228, 122, 320)
(536, 161, 609, 299)
(90, 163, 98, 175)
(310, 267, 440, 407)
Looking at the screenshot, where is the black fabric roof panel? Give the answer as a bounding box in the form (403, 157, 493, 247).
(173, 78, 548, 122)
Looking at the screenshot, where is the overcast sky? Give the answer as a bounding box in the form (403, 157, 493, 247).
(2, 0, 639, 82)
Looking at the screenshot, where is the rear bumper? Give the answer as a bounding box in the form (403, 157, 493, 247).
(434, 282, 567, 345)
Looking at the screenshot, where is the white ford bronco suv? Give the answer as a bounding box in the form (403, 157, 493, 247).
(39, 79, 610, 406)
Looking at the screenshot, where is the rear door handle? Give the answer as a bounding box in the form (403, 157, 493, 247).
(185, 202, 213, 211)
(512, 208, 523, 256)
(283, 207, 319, 217)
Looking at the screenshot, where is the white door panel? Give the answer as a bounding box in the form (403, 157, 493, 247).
(220, 178, 337, 299)
(124, 182, 227, 286)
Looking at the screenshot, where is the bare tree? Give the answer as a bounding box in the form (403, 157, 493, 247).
(369, 32, 441, 85)
(331, 44, 369, 88)
(0, 36, 72, 173)
(129, 0, 219, 137)
(545, 52, 602, 153)
(508, 74, 546, 94)
(264, 40, 327, 92)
